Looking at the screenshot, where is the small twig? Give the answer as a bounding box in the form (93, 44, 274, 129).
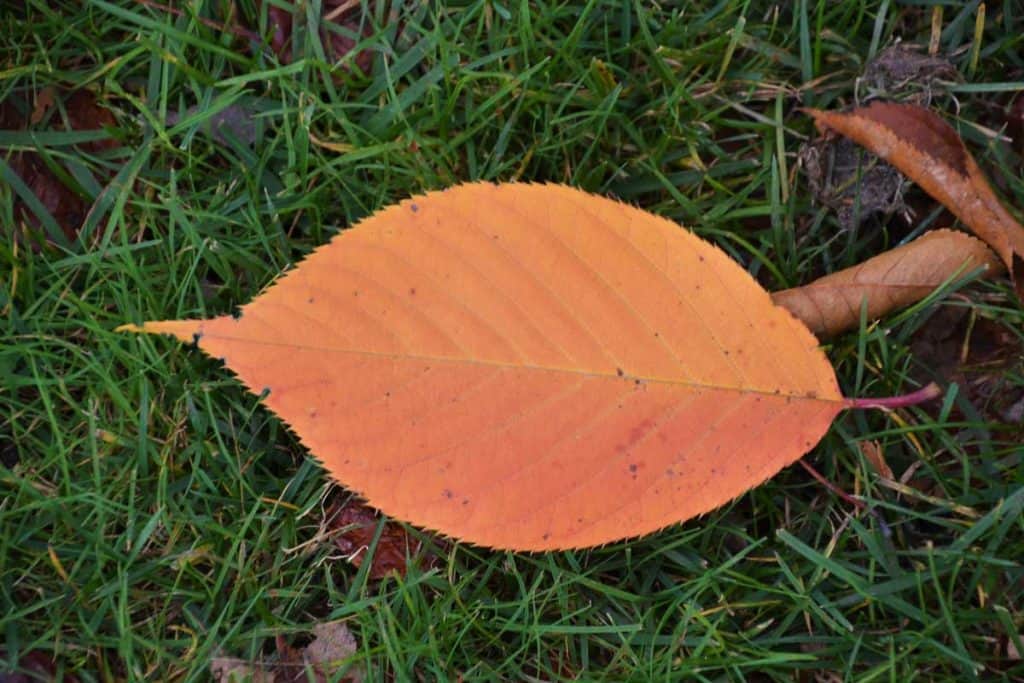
(132, 0, 261, 42)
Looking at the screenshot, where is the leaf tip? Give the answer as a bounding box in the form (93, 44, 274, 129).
(115, 319, 207, 343)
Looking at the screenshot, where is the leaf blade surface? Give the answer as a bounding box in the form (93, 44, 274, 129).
(126, 183, 843, 550)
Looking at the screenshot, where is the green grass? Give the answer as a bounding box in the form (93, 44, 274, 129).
(2, 0, 1024, 680)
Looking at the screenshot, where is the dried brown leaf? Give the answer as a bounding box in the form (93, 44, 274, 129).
(0, 650, 80, 683)
(806, 102, 1024, 296)
(771, 229, 1003, 338)
(30, 86, 56, 124)
(211, 622, 362, 683)
(325, 498, 426, 579)
(857, 440, 894, 480)
(2, 89, 118, 246)
(210, 657, 274, 682)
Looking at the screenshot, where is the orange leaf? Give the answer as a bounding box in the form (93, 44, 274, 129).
(771, 229, 1003, 338)
(120, 183, 846, 550)
(806, 102, 1024, 296)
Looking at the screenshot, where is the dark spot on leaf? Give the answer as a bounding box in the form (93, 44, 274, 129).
(698, 255, 705, 262)
(462, 498, 469, 506)
(409, 287, 416, 296)
(353, 290, 359, 297)
(308, 296, 315, 303)
(616, 367, 624, 377)
(629, 463, 638, 473)
(542, 533, 550, 540)
(410, 203, 419, 212)
(260, 387, 271, 398)
(442, 489, 453, 499)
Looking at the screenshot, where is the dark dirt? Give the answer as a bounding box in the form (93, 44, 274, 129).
(800, 44, 960, 235)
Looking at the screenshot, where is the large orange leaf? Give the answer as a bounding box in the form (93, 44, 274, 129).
(121, 183, 846, 550)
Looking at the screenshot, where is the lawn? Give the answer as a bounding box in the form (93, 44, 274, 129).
(2, 0, 1023, 680)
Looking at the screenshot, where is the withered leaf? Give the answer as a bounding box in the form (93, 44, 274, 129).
(771, 229, 1003, 338)
(858, 440, 894, 480)
(2, 89, 118, 246)
(211, 622, 363, 683)
(806, 102, 1024, 296)
(325, 497, 429, 579)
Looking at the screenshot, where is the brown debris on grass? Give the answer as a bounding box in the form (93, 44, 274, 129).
(1, 88, 119, 247)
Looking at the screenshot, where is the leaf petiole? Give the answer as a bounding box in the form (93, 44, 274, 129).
(845, 382, 943, 411)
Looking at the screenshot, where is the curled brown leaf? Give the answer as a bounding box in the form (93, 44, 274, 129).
(772, 229, 1003, 338)
(806, 102, 1024, 296)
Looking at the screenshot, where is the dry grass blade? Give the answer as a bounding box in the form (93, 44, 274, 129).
(772, 229, 1003, 338)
